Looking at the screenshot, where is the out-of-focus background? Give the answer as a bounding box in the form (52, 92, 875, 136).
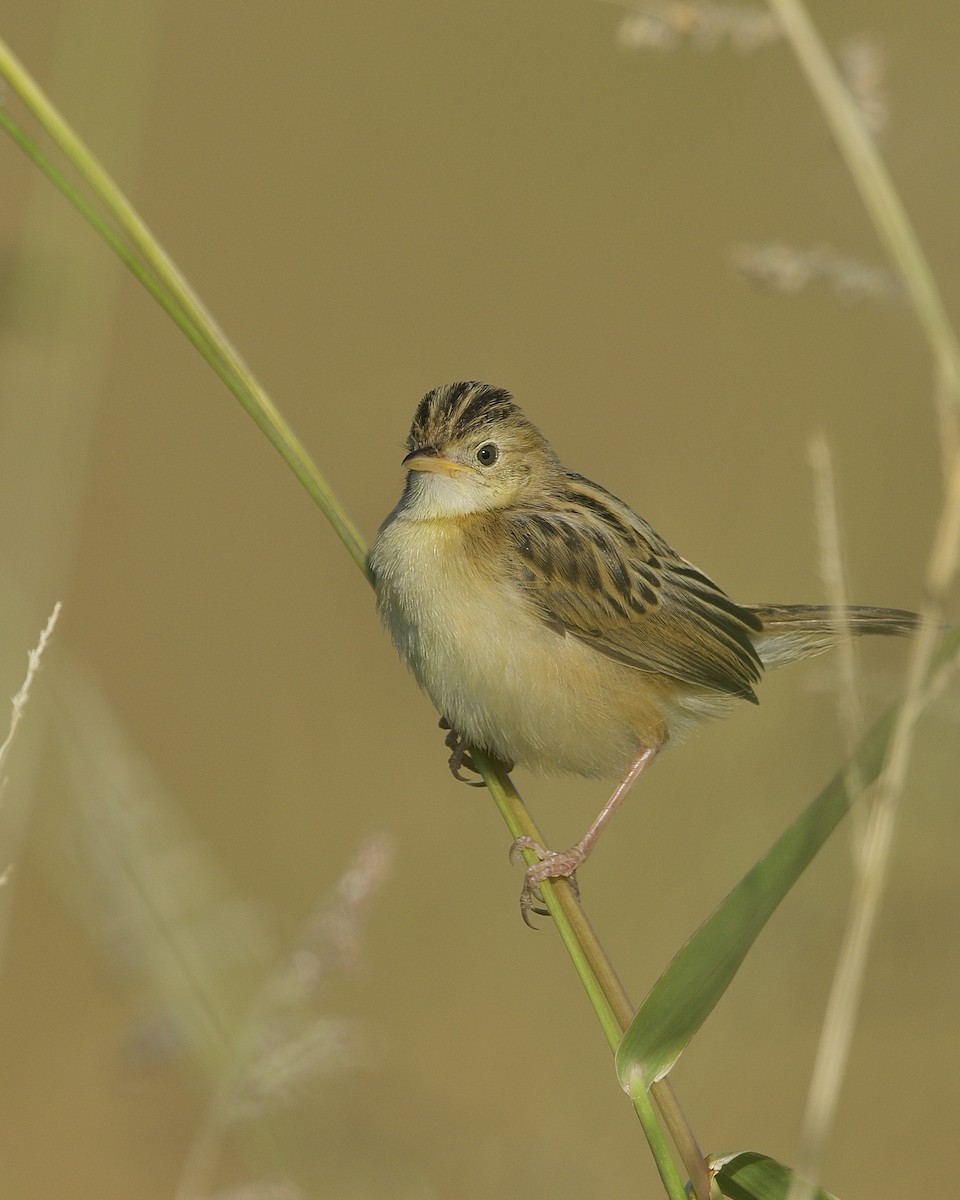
(0, 3, 957, 1197)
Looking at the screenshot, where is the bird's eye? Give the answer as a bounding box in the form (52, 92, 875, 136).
(476, 441, 500, 467)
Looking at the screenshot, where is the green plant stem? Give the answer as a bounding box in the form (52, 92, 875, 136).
(471, 750, 625, 1046)
(766, 0, 960, 412)
(630, 1072, 691, 1200)
(0, 111, 230, 382)
(0, 37, 370, 582)
(474, 749, 713, 1200)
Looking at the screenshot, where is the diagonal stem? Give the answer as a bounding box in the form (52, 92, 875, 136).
(0, 37, 371, 582)
(474, 750, 715, 1200)
(765, 0, 960, 420)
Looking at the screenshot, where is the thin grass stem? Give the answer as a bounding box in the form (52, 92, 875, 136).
(474, 749, 714, 1200)
(764, 6, 960, 1195)
(765, 0, 960, 421)
(0, 38, 370, 581)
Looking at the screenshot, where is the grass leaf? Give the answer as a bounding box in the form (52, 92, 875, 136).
(617, 626, 960, 1092)
(711, 1151, 838, 1199)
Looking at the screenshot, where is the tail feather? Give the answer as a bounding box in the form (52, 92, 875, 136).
(747, 604, 920, 670)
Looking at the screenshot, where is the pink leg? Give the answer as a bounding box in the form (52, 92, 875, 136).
(514, 745, 659, 919)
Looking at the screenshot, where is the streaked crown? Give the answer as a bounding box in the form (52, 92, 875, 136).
(407, 381, 525, 453)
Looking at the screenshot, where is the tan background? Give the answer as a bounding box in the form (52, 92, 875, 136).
(0, 2, 957, 1197)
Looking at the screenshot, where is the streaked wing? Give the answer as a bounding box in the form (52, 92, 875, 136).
(505, 472, 764, 701)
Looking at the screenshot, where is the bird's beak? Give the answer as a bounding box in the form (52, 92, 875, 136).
(402, 447, 468, 477)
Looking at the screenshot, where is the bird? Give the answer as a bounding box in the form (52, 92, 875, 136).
(370, 381, 919, 916)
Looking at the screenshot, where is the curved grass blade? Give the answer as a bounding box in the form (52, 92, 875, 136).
(0, 38, 371, 583)
(617, 626, 960, 1093)
(711, 1151, 838, 1200)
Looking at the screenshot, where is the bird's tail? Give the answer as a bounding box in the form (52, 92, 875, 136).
(748, 604, 921, 670)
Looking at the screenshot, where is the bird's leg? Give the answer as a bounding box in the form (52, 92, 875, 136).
(514, 745, 659, 918)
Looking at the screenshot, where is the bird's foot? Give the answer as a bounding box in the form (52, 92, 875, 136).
(438, 718, 514, 786)
(510, 836, 583, 926)
(439, 719, 486, 786)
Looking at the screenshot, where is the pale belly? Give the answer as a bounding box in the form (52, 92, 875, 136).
(371, 514, 684, 778)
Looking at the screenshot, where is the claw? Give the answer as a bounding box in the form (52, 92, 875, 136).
(509, 834, 548, 866)
(520, 891, 549, 927)
(441, 722, 487, 786)
(512, 835, 582, 922)
(439, 720, 515, 786)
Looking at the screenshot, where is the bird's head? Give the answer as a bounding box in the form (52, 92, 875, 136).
(399, 381, 558, 517)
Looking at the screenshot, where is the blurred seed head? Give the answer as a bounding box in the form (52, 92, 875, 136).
(614, 2, 782, 53)
(840, 35, 889, 138)
(730, 242, 901, 303)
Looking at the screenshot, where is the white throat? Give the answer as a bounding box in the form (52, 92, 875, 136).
(400, 470, 493, 519)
